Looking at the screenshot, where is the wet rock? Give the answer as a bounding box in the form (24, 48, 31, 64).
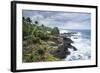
(52, 44, 71, 59)
(51, 37, 77, 59)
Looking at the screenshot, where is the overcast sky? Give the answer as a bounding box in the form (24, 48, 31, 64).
(22, 10, 91, 30)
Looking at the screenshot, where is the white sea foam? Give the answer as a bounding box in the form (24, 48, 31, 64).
(60, 29, 69, 34)
(65, 32, 91, 61)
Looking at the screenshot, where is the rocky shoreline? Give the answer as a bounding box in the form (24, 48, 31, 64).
(51, 33, 77, 59)
(22, 16, 78, 62)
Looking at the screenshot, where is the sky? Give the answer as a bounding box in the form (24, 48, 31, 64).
(22, 10, 91, 30)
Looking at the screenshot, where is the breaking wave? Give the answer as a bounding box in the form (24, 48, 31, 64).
(64, 31, 91, 61)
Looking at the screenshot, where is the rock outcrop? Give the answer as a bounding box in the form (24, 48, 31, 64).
(51, 37, 77, 59)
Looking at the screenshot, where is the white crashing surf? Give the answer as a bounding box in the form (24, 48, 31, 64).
(65, 32, 91, 61)
(60, 29, 69, 34)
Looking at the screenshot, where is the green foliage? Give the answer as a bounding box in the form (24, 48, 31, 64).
(23, 17, 33, 37)
(26, 17, 32, 23)
(27, 36, 40, 44)
(45, 55, 59, 61)
(37, 48, 45, 55)
(34, 21, 39, 24)
(22, 16, 60, 62)
(51, 27, 59, 36)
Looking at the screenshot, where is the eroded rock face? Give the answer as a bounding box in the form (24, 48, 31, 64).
(52, 44, 70, 59)
(51, 37, 77, 59)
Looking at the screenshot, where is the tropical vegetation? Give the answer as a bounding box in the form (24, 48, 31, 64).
(22, 17, 61, 62)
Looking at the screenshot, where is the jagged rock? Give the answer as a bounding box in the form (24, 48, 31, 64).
(51, 44, 71, 59)
(51, 37, 77, 59)
(63, 37, 73, 44)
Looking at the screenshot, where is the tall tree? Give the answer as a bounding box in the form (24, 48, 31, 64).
(23, 17, 25, 21)
(34, 21, 39, 25)
(26, 17, 32, 23)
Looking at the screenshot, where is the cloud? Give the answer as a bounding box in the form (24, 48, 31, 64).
(22, 10, 91, 30)
(61, 21, 90, 30)
(31, 14, 44, 21)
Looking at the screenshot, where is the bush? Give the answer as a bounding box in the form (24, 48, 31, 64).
(45, 55, 59, 61)
(22, 17, 61, 62)
(51, 27, 59, 36)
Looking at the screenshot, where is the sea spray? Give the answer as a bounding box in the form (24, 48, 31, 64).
(64, 30, 91, 61)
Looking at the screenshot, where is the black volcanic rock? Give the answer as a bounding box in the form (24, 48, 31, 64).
(52, 44, 71, 59)
(51, 37, 77, 59)
(63, 37, 73, 44)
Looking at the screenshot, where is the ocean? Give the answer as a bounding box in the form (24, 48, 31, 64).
(60, 29, 91, 61)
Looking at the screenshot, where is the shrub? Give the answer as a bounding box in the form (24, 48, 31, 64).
(51, 27, 59, 36)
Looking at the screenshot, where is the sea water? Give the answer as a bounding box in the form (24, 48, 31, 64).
(60, 29, 91, 61)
